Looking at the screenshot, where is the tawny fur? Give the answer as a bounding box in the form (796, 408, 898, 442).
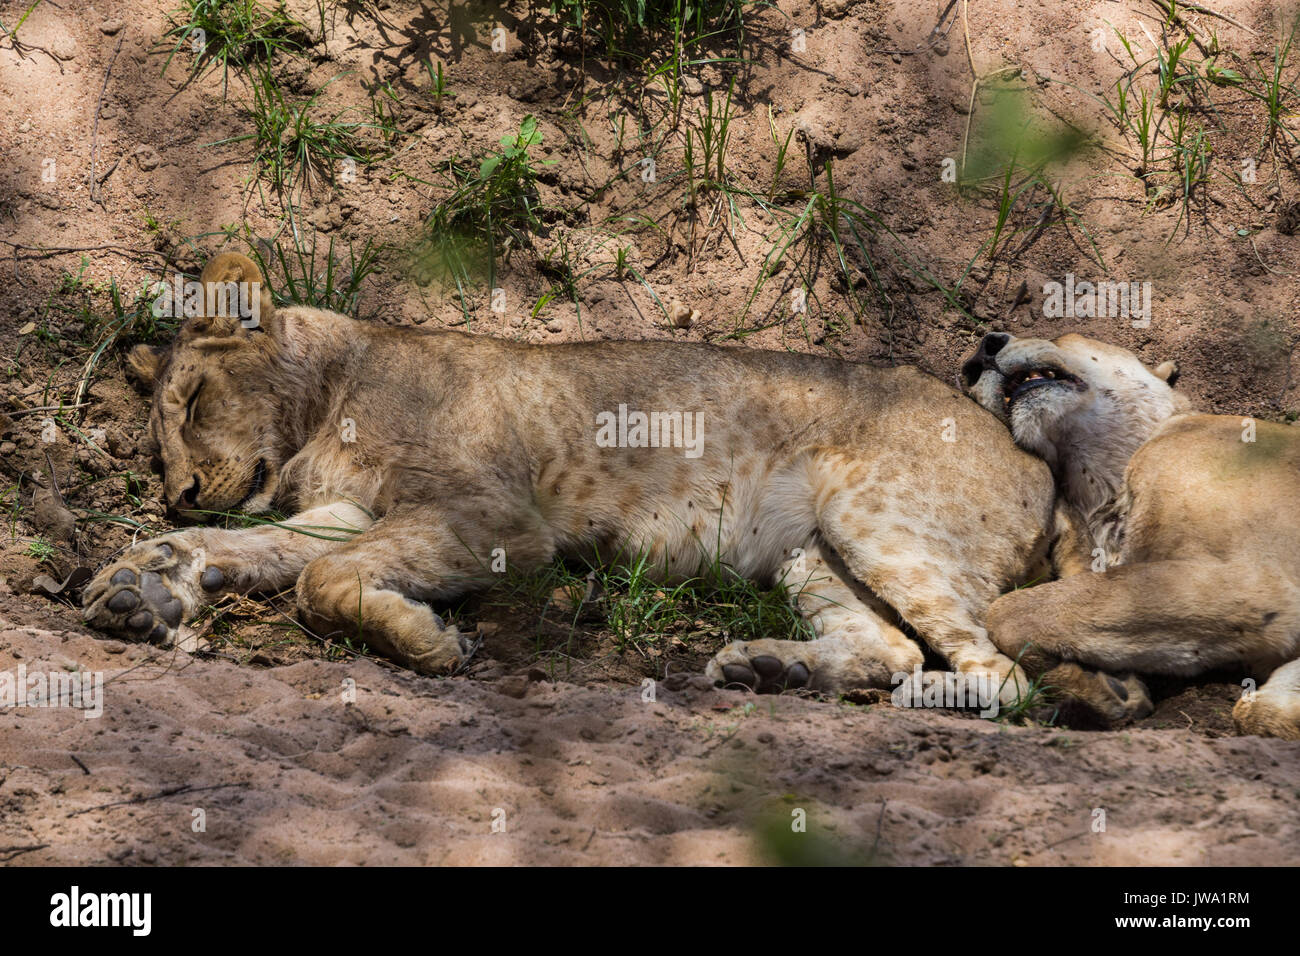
(963, 331, 1300, 739)
(84, 253, 1082, 704)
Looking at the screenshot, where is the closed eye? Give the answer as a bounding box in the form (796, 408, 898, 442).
(185, 383, 203, 423)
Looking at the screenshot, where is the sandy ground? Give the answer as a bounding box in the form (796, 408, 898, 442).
(1, 0, 1299, 864)
(3, 616, 1298, 865)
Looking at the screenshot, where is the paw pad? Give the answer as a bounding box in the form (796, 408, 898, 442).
(82, 539, 202, 646)
(107, 590, 138, 613)
(718, 654, 812, 693)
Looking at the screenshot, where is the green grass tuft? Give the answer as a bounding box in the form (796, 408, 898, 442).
(161, 0, 307, 95)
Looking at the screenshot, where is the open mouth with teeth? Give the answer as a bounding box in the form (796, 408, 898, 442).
(237, 459, 268, 508)
(1003, 367, 1080, 407)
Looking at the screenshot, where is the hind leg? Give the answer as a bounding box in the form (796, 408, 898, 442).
(1234, 659, 1300, 740)
(295, 503, 554, 674)
(810, 483, 1142, 723)
(812, 495, 1031, 709)
(705, 541, 926, 693)
(853, 536, 1153, 723)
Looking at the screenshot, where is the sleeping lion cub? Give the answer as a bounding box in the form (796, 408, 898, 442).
(82, 252, 1079, 707)
(963, 331, 1300, 739)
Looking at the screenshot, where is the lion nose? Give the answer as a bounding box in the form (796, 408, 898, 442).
(978, 332, 1010, 357)
(961, 332, 1012, 388)
(174, 476, 200, 511)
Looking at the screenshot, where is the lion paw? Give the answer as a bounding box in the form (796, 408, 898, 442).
(82, 536, 222, 646)
(1043, 664, 1153, 728)
(705, 640, 815, 693)
(402, 616, 470, 676)
(1232, 693, 1300, 741)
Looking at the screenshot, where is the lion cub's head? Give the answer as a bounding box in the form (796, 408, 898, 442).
(127, 253, 302, 520)
(960, 332, 1187, 510)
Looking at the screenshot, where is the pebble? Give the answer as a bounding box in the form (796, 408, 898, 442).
(669, 300, 699, 328)
(49, 34, 76, 60)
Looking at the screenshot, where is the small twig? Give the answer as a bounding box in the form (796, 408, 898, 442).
(1009, 278, 1032, 312)
(71, 754, 90, 775)
(928, 0, 961, 45)
(1139, 19, 1161, 54)
(1041, 829, 1089, 851)
(6, 402, 92, 417)
(1249, 236, 1296, 276)
(870, 800, 888, 860)
(0, 844, 49, 862)
(957, 0, 1023, 179)
(95, 153, 124, 187)
(90, 32, 126, 206)
(100, 652, 184, 689)
(41, 447, 68, 510)
(71, 350, 108, 426)
(0, 4, 64, 73)
(1011, 199, 1057, 256)
(0, 239, 174, 287)
(0, 239, 174, 262)
(68, 782, 249, 817)
(960, 0, 977, 76)
(1176, 2, 1256, 34)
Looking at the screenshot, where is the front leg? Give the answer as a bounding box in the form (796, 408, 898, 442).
(986, 558, 1283, 675)
(295, 501, 557, 674)
(984, 557, 1300, 727)
(82, 502, 373, 645)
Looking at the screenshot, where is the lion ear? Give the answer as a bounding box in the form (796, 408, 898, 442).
(194, 252, 276, 336)
(1153, 360, 1179, 385)
(126, 344, 168, 391)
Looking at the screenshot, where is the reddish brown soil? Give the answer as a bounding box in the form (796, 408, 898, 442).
(1, 0, 1297, 864)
